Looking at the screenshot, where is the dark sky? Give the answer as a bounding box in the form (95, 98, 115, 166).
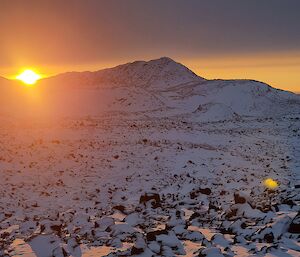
(1, 0, 300, 91)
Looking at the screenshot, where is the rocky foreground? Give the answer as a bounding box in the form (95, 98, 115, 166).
(0, 113, 299, 256)
(0, 57, 299, 256)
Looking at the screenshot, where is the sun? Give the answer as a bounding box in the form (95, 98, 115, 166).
(16, 69, 41, 85)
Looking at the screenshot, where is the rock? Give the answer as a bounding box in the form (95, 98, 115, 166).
(109, 238, 122, 248)
(288, 211, 300, 233)
(198, 247, 224, 257)
(112, 205, 126, 213)
(282, 199, 296, 207)
(110, 223, 136, 236)
(156, 232, 185, 255)
(146, 229, 168, 241)
(199, 188, 212, 195)
(139, 193, 161, 208)
(190, 188, 211, 199)
(189, 212, 201, 221)
(125, 213, 142, 226)
(225, 208, 237, 220)
(211, 233, 230, 247)
(95, 217, 115, 231)
(263, 232, 274, 243)
(52, 246, 68, 257)
(148, 241, 160, 253)
(234, 193, 246, 204)
(131, 237, 146, 255)
(209, 202, 220, 211)
(131, 246, 144, 255)
(184, 231, 204, 242)
(50, 225, 63, 236)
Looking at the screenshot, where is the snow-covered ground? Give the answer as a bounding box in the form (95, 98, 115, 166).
(0, 58, 299, 256)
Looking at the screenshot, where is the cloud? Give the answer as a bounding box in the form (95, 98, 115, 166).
(1, 0, 300, 75)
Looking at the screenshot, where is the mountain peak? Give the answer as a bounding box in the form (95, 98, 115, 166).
(150, 56, 176, 64)
(43, 57, 204, 90)
(119, 56, 180, 66)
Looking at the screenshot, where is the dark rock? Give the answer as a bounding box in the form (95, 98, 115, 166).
(139, 193, 161, 208)
(240, 222, 247, 229)
(220, 190, 227, 196)
(62, 248, 68, 257)
(199, 188, 211, 195)
(50, 225, 62, 236)
(273, 204, 279, 212)
(264, 232, 274, 243)
(40, 224, 45, 233)
(209, 202, 220, 211)
(282, 199, 295, 207)
(288, 211, 300, 233)
(234, 193, 246, 204)
(198, 250, 206, 257)
(146, 229, 168, 241)
(219, 227, 234, 235)
(190, 188, 211, 199)
(131, 246, 144, 255)
(0, 232, 9, 239)
(112, 205, 126, 213)
(190, 191, 197, 199)
(225, 208, 237, 220)
(189, 212, 201, 221)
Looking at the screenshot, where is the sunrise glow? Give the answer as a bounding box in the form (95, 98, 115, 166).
(16, 69, 41, 85)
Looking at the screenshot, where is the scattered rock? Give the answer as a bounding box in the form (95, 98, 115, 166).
(140, 193, 161, 208)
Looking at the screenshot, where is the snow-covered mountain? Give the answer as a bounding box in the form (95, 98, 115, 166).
(41, 57, 203, 90)
(2, 57, 298, 120)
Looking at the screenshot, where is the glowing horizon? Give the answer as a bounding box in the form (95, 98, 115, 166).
(3, 52, 300, 93)
(16, 69, 41, 85)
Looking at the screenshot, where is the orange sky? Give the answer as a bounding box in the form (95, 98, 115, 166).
(5, 51, 299, 93)
(185, 52, 300, 93)
(1, 1, 300, 93)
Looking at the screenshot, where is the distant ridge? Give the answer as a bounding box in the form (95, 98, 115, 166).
(40, 57, 204, 90)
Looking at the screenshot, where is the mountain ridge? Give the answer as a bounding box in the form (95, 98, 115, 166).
(1, 57, 298, 96)
(0, 57, 299, 119)
(39, 57, 204, 90)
